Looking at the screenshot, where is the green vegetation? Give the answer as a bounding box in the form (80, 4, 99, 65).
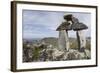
(32, 47, 40, 61)
(23, 37, 91, 62)
(70, 42, 78, 49)
(69, 40, 90, 50)
(41, 37, 58, 48)
(86, 40, 91, 50)
(32, 45, 47, 61)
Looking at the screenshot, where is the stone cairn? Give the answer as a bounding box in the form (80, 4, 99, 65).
(56, 14, 88, 52)
(23, 14, 89, 62)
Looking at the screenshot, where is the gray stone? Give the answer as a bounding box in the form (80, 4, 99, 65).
(76, 30, 86, 52)
(58, 30, 69, 51)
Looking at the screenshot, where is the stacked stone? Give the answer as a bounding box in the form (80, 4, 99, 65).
(56, 14, 88, 52)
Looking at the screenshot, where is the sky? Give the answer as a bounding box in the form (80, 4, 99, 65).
(22, 10, 91, 39)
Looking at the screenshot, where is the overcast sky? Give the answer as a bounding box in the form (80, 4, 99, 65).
(22, 10, 91, 39)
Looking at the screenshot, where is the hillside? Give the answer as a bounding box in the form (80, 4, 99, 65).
(23, 37, 91, 62)
(40, 37, 91, 50)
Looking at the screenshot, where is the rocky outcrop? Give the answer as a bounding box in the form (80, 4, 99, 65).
(23, 37, 91, 62)
(44, 48, 91, 61)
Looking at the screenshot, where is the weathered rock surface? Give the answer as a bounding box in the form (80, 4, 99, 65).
(23, 37, 91, 62)
(23, 43, 91, 62)
(44, 48, 91, 61)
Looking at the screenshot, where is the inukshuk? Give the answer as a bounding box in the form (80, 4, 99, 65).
(56, 14, 88, 52)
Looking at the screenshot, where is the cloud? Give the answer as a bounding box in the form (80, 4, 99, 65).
(23, 10, 91, 39)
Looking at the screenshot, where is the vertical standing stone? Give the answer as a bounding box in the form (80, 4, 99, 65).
(65, 30, 69, 51)
(76, 30, 86, 52)
(58, 30, 69, 51)
(57, 14, 88, 52)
